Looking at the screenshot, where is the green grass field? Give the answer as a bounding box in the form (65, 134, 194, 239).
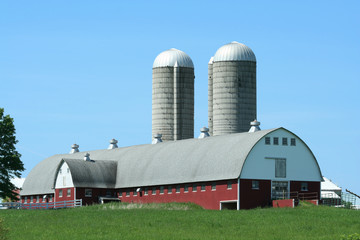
(0, 202, 359, 240)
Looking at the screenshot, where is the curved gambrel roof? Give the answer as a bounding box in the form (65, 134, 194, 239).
(21, 128, 321, 196)
(56, 159, 118, 189)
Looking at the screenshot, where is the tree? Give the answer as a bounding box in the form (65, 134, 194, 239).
(0, 108, 24, 201)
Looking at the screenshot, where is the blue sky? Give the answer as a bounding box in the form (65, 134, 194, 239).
(1, 1, 359, 194)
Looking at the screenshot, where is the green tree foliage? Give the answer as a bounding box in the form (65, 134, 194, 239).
(0, 108, 24, 201)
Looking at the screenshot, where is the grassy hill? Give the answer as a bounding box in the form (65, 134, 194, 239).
(0, 202, 360, 240)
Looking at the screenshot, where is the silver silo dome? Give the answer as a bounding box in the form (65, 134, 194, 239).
(209, 41, 257, 136)
(152, 48, 194, 142)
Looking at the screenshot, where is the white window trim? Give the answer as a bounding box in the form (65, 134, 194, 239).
(219, 200, 237, 210)
(160, 186, 164, 195)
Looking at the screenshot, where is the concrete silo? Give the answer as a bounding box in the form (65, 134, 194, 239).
(152, 48, 194, 141)
(209, 41, 256, 136)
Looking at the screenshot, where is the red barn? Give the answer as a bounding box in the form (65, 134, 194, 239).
(20, 127, 322, 210)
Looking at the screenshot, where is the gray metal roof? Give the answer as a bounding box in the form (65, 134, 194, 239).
(62, 159, 117, 188)
(21, 153, 66, 195)
(153, 48, 194, 68)
(21, 128, 278, 195)
(213, 41, 256, 62)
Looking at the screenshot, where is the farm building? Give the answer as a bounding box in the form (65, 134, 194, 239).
(20, 126, 322, 210)
(321, 177, 342, 206)
(20, 41, 323, 210)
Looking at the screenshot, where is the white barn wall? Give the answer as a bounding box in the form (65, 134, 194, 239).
(55, 162, 74, 188)
(240, 129, 322, 181)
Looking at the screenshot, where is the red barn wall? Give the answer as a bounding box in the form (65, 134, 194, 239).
(240, 179, 272, 209)
(76, 188, 117, 205)
(290, 181, 320, 200)
(55, 187, 75, 202)
(119, 180, 238, 210)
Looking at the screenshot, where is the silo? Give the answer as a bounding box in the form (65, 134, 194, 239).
(209, 41, 256, 136)
(152, 48, 194, 141)
(208, 57, 214, 136)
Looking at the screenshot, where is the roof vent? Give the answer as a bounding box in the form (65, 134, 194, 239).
(108, 138, 118, 149)
(84, 153, 91, 161)
(198, 127, 210, 139)
(152, 134, 163, 144)
(249, 120, 261, 132)
(70, 144, 79, 154)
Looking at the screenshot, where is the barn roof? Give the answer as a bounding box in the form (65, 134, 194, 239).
(21, 128, 278, 195)
(62, 159, 117, 189)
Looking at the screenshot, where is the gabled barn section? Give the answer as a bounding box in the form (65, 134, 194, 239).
(20, 127, 323, 210)
(54, 158, 118, 205)
(240, 128, 322, 209)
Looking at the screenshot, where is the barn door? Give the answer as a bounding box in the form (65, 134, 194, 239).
(272, 181, 289, 199)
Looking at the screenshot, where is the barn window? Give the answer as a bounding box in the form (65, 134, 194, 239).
(273, 137, 279, 145)
(192, 184, 197, 192)
(252, 181, 259, 189)
(227, 181, 232, 189)
(201, 184, 206, 191)
(36, 196, 39, 203)
(144, 187, 148, 195)
(134, 189, 137, 196)
(119, 190, 123, 197)
(275, 159, 286, 178)
(184, 185, 189, 193)
(49, 196, 53, 202)
(126, 190, 130, 197)
(85, 189, 92, 197)
(301, 182, 308, 191)
(211, 182, 216, 191)
(265, 137, 271, 145)
(160, 186, 164, 194)
(67, 168, 70, 173)
(25, 196, 28, 202)
(152, 187, 156, 195)
(59, 190, 62, 198)
(106, 190, 111, 197)
(291, 138, 296, 146)
(282, 138, 288, 146)
(67, 189, 71, 197)
(167, 186, 172, 194)
(176, 185, 180, 193)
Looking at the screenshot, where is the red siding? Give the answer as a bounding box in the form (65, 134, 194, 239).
(119, 180, 238, 210)
(290, 181, 320, 200)
(21, 194, 54, 204)
(55, 188, 75, 202)
(21, 179, 321, 210)
(240, 179, 272, 209)
(76, 188, 117, 205)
